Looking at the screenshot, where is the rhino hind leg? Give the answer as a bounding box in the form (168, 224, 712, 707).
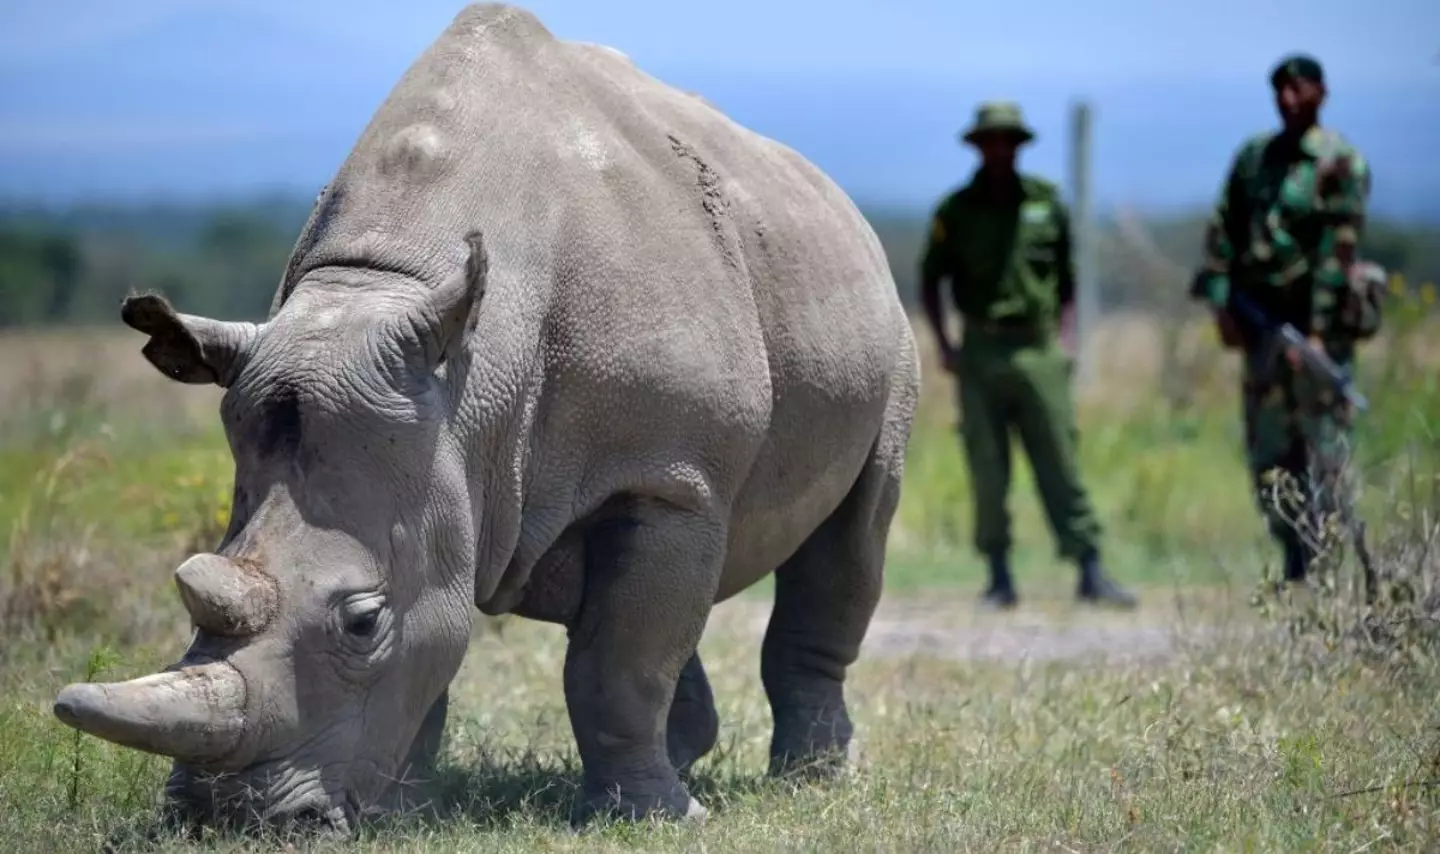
(666, 652, 719, 774)
(564, 498, 725, 826)
(761, 438, 901, 779)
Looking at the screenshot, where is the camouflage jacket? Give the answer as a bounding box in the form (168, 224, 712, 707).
(921, 171, 1074, 328)
(1190, 126, 1380, 342)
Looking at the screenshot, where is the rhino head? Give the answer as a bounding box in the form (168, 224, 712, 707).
(53, 232, 491, 834)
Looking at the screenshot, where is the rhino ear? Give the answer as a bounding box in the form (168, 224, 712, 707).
(417, 229, 488, 369)
(120, 294, 259, 387)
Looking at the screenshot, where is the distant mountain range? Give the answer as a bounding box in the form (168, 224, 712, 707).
(3, 5, 1437, 221)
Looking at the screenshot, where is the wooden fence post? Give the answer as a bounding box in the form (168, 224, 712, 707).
(1067, 100, 1099, 390)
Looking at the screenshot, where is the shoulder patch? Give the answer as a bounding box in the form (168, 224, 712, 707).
(930, 215, 947, 243)
(1021, 199, 1052, 224)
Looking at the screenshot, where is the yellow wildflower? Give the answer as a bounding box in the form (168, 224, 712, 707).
(1388, 272, 1406, 296)
(1422, 282, 1437, 306)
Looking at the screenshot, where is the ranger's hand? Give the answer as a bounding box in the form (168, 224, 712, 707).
(1213, 308, 1244, 349)
(1059, 303, 1077, 358)
(1286, 334, 1325, 369)
(939, 345, 959, 376)
(1349, 260, 1386, 294)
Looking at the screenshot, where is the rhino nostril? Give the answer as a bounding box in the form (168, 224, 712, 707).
(276, 797, 355, 836)
(53, 697, 79, 725)
(275, 804, 332, 834)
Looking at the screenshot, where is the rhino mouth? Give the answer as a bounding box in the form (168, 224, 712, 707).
(163, 761, 360, 837)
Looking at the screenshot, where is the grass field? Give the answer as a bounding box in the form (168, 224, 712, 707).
(2, 306, 1439, 852)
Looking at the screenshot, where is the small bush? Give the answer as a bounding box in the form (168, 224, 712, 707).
(1251, 456, 1440, 669)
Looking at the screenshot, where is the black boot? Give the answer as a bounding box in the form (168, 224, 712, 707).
(1076, 550, 1138, 609)
(980, 551, 1018, 609)
(1281, 533, 1311, 584)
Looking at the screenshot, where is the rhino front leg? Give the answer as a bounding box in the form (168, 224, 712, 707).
(667, 652, 719, 774)
(762, 446, 900, 778)
(377, 687, 449, 815)
(564, 499, 724, 826)
(403, 687, 449, 779)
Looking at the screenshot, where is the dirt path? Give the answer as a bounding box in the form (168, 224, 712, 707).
(707, 589, 1253, 667)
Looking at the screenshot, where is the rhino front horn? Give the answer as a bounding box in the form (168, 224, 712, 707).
(174, 553, 278, 637)
(53, 663, 246, 765)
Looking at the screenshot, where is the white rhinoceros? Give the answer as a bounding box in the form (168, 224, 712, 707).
(53, 2, 919, 833)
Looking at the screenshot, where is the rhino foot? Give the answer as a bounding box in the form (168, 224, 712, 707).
(767, 703, 855, 781)
(569, 778, 702, 828)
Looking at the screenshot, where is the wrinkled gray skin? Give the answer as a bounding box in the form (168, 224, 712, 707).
(51, 3, 919, 835)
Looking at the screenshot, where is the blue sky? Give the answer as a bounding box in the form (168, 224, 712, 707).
(2, 0, 1436, 217)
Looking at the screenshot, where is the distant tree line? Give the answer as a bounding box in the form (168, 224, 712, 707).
(0, 200, 306, 326)
(1, 199, 1437, 328)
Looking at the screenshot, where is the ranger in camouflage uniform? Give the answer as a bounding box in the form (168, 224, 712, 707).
(920, 101, 1137, 610)
(1189, 54, 1383, 586)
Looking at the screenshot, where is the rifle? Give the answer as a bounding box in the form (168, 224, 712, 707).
(1226, 287, 1369, 413)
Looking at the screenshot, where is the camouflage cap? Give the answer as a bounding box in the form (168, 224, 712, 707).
(1270, 53, 1325, 88)
(959, 101, 1035, 145)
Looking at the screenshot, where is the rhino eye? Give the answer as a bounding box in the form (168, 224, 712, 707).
(345, 610, 379, 637)
(338, 593, 387, 641)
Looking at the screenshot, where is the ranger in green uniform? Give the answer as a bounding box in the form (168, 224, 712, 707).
(920, 101, 1137, 610)
(1189, 55, 1383, 589)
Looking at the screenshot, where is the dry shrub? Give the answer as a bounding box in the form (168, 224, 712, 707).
(1253, 458, 1440, 667)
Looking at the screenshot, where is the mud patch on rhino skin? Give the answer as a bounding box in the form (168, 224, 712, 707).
(230, 551, 280, 588)
(254, 381, 304, 461)
(667, 133, 744, 275)
(665, 133, 725, 226)
(667, 134, 727, 220)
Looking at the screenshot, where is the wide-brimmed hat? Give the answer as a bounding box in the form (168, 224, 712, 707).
(959, 101, 1036, 145)
(1269, 53, 1325, 88)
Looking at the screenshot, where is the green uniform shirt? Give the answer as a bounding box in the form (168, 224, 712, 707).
(1190, 126, 1372, 339)
(921, 171, 1075, 327)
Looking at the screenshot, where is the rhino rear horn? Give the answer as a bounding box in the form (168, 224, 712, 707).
(121, 293, 260, 387)
(174, 553, 279, 638)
